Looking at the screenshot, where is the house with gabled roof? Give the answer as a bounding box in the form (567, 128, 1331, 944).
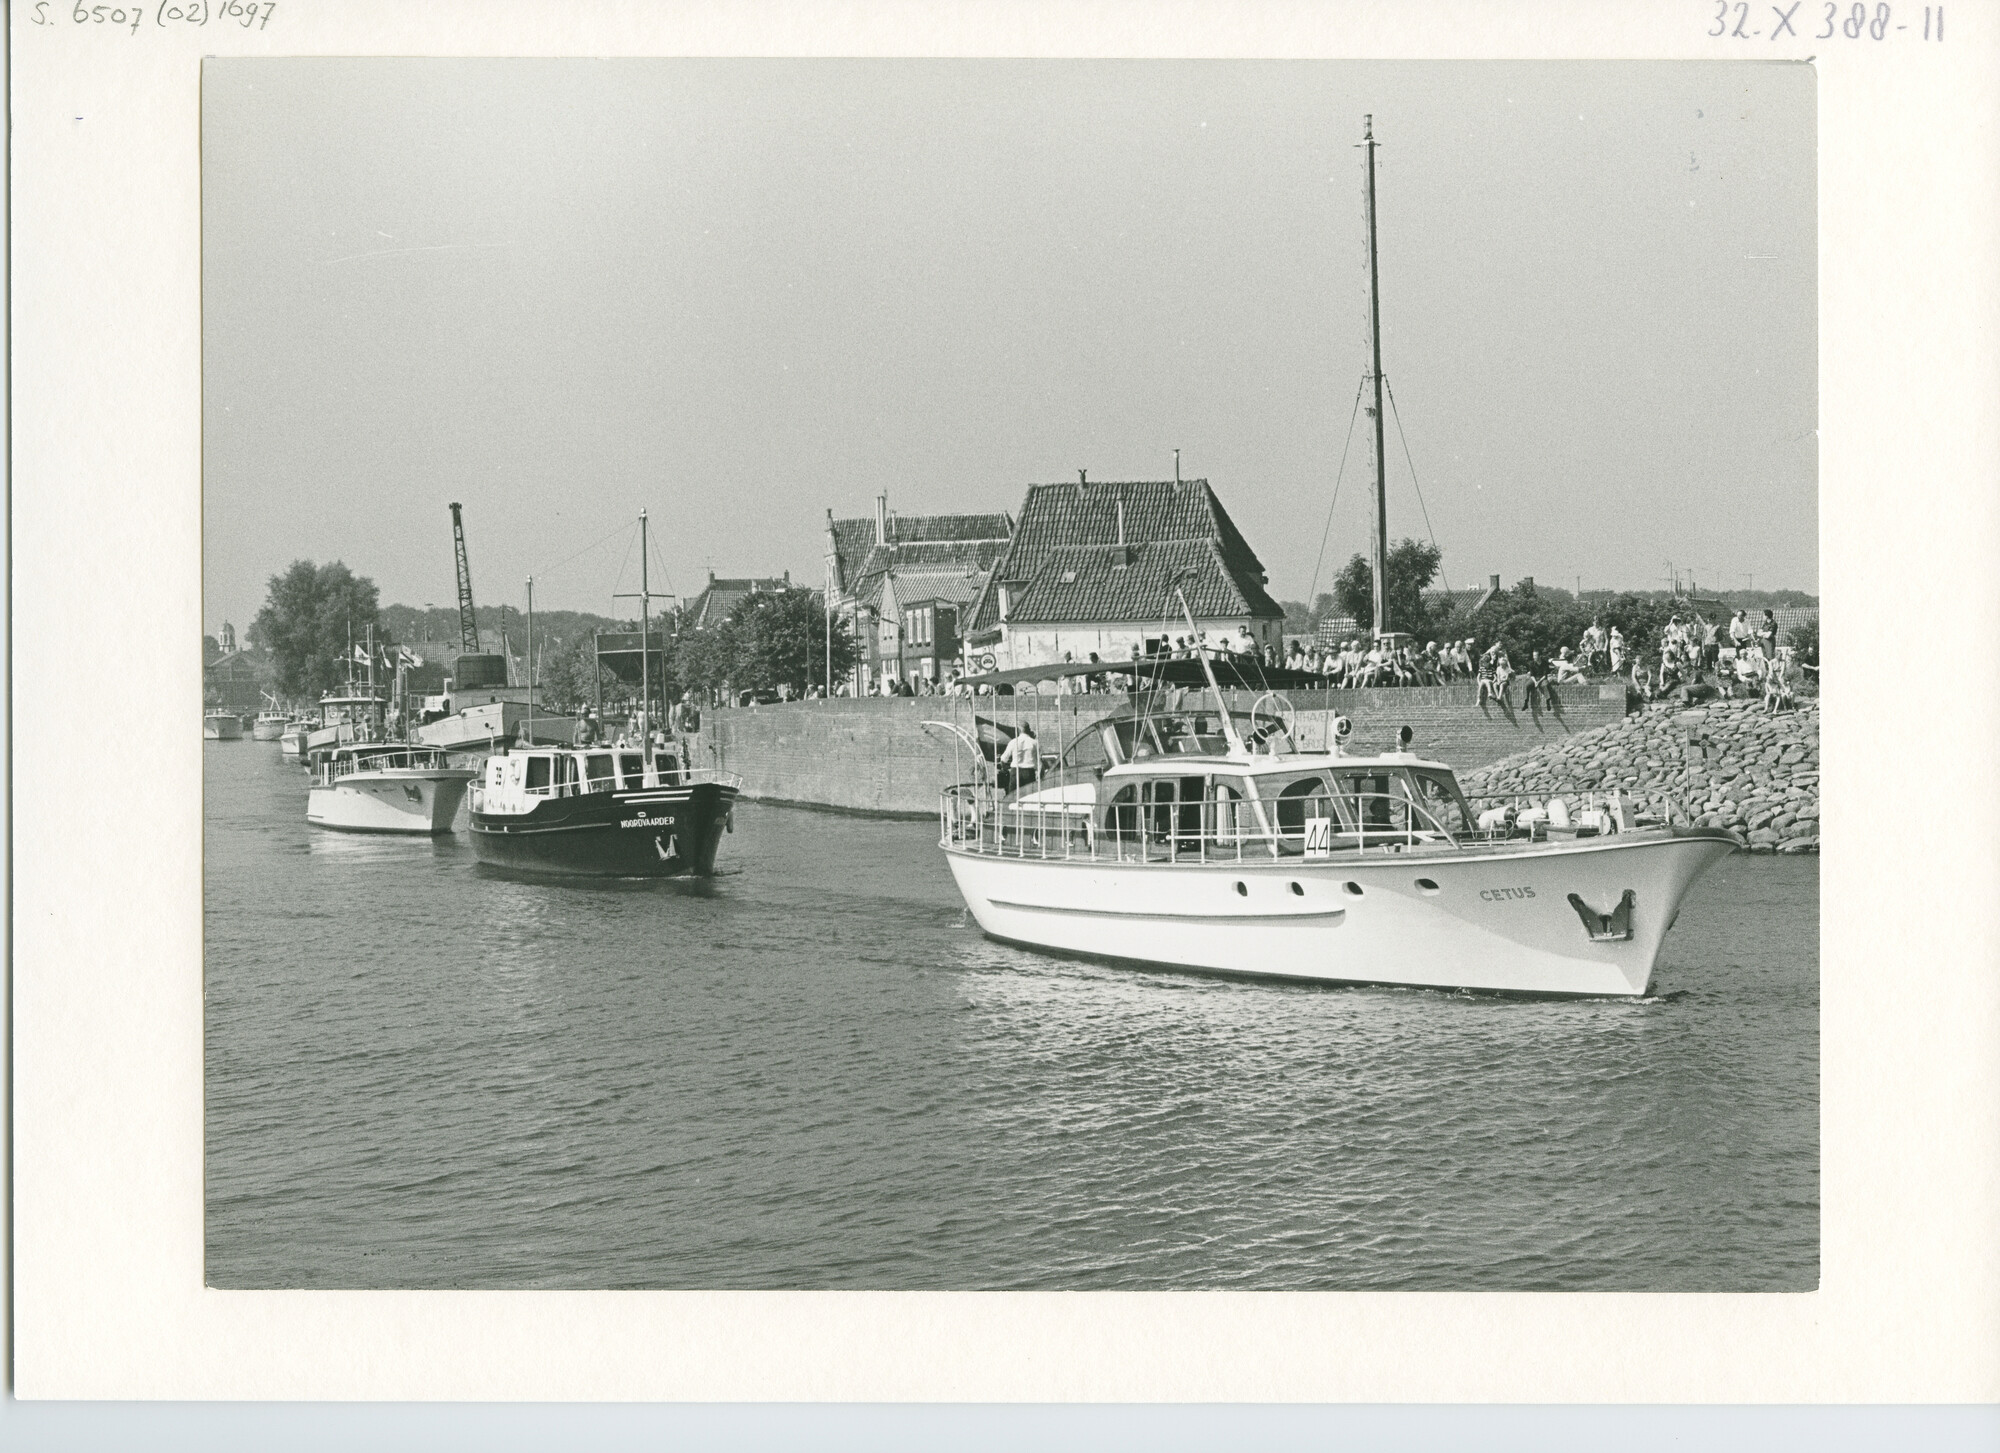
(963, 476, 1285, 673)
(824, 494, 1014, 691)
(681, 571, 793, 632)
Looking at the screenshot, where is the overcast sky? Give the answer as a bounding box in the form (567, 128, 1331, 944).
(202, 59, 1814, 631)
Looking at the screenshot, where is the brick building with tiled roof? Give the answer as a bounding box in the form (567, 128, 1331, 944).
(825, 494, 1014, 691)
(964, 477, 1285, 673)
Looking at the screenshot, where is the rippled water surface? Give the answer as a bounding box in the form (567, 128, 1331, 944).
(207, 742, 1817, 1290)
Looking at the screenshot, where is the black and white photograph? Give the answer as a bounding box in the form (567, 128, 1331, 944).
(198, 58, 1820, 1294)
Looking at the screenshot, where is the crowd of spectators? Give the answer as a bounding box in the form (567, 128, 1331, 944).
(698, 605, 1812, 714)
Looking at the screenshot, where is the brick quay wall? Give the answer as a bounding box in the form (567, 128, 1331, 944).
(691, 684, 1631, 818)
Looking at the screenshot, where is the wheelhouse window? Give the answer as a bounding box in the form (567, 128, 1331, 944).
(1275, 775, 1332, 836)
(585, 754, 615, 792)
(1334, 771, 1411, 834)
(618, 753, 646, 789)
(1062, 726, 1112, 772)
(1105, 784, 1139, 840)
(1209, 774, 1252, 844)
(1410, 771, 1472, 834)
(523, 755, 552, 792)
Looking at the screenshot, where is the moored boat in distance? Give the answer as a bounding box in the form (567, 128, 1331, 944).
(252, 693, 289, 741)
(204, 708, 244, 740)
(307, 744, 476, 834)
(469, 744, 739, 876)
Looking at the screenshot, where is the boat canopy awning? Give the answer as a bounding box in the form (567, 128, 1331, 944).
(593, 630, 671, 688)
(954, 656, 1332, 692)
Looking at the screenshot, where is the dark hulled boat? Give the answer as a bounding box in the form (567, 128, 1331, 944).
(468, 743, 739, 877)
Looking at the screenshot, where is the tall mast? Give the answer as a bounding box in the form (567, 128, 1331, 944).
(640, 511, 651, 762)
(525, 575, 535, 745)
(1360, 114, 1390, 638)
(613, 509, 660, 763)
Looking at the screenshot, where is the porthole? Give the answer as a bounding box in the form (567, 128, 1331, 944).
(1235, 881, 1248, 897)
(1289, 882, 1305, 896)
(1343, 881, 1364, 896)
(1415, 878, 1441, 894)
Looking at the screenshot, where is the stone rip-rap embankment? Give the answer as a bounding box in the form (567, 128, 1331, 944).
(1458, 698, 1819, 854)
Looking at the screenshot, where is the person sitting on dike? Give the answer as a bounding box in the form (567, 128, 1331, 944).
(1520, 652, 1553, 710)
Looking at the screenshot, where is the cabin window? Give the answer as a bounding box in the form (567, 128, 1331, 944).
(585, 754, 615, 792)
(1063, 727, 1112, 772)
(619, 753, 646, 789)
(1334, 772, 1411, 834)
(1105, 785, 1140, 841)
(1210, 776, 1251, 844)
(524, 756, 551, 792)
(1410, 771, 1471, 834)
(1275, 776, 1332, 836)
(1140, 777, 1205, 849)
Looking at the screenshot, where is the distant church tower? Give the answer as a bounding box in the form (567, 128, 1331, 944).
(219, 621, 238, 654)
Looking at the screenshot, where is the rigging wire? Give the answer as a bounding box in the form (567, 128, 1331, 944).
(1306, 375, 1369, 620)
(609, 524, 638, 614)
(1383, 377, 1454, 601)
(526, 517, 634, 587)
(646, 530, 678, 610)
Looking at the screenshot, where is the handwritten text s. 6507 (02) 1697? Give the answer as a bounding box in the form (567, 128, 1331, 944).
(30, 1, 278, 34)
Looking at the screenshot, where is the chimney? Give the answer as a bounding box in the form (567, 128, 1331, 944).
(1523, 576, 1534, 591)
(1116, 497, 1126, 546)
(1489, 573, 1501, 592)
(783, 569, 791, 587)
(875, 492, 888, 545)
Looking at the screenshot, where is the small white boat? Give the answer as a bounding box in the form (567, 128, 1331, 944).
(279, 719, 312, 759)
(306, 743, 475, 834)
(204, 709, 244, 741)
(252, 693, 289, 741)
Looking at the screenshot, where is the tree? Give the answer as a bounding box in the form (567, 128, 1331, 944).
(1786, 615, 1818, 668)
(673, 617, 744, 698)
(731, 589, 857, 696)
(249, 560, 383, 701)
(1334, 538, 1443, 639)
(536, 637, 600, 715)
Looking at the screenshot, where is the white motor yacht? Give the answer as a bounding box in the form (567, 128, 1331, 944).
(936, 687, 1737, 997)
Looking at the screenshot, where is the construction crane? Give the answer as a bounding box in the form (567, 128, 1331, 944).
(449, 502, 480, 653)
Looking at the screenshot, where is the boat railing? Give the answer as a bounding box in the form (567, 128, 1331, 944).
(1462, 787, 1675, 834)
(513, 763, 745, 800)
(940, 785, 1489, 863)
(312, 748, 453, 785)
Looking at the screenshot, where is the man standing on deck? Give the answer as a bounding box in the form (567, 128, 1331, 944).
(998, 721, 1040, 794)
